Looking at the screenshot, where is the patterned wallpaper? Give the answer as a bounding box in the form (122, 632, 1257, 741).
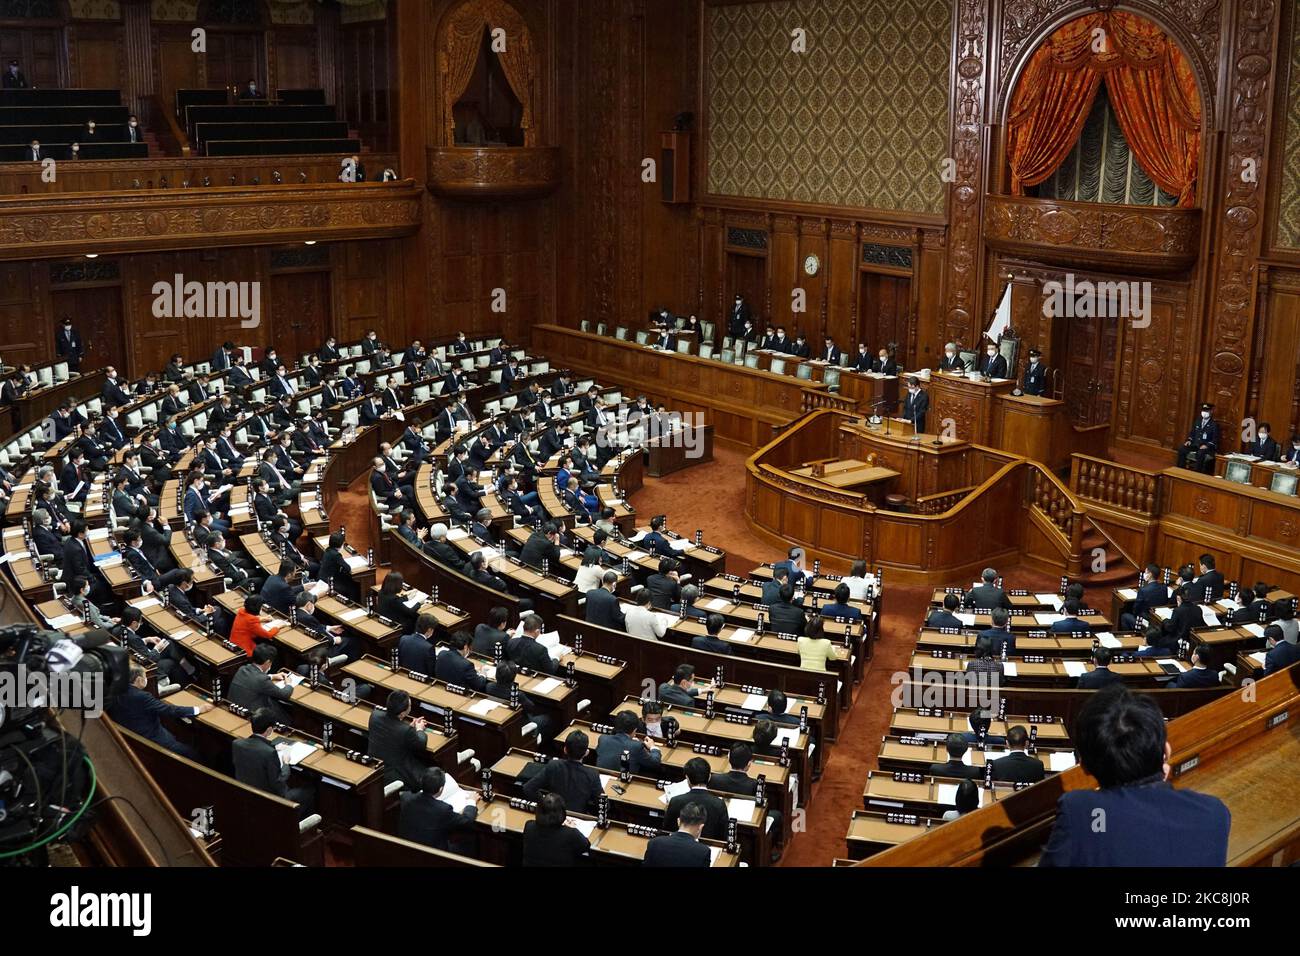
(1276, 6, 1300, 249)
(150, 0, 199, 21)
(68, 0, 120, 18)
(706, 0, 952, 215)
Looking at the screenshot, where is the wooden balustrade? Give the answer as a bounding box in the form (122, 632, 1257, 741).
(1069, 454, 1161, 515)
(802, 387, 856, 413)
(916, 485, 976, 515)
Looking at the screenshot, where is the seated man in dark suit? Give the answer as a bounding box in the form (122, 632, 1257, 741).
(1120, 563, 1173, 629)
(228, 644, 295, 724)
(1076, 645, 1124, 689)
(231, 708, 316, 818)
(967, 567, 1012, 610)
(584, 571, 626, 631)
(690, 613, 731, 655)
(979, 607, 1015, 656)
(398, 612, 438, 675)
(1169, 644, 1221, 688)
(663, 757, 728, 840)
(768, 583, 807, 636)
(989, 725, 1046, 784)
(1259, 623, 1300, 677)
(758, 688, 802, 727)
(433, 630, 489, 691)
(367, 690, 429, 791)
(398, 767, 478, 852)
(1230, 581, 1275, 625)
(657, 663, 703, 707)
(521, 729, 602, 813)
(644, 802, 711, 867)
(819, 582, 861, 621)
(1050, 599, 1091, 634)
(1039, 685, 1230, 865)
(760, 566, 790, 607)
(505, 613, 559, 675)
(926, 734, 982, 780)
(106, 663, 211, 760)
(472, 606, 512, 656)
(1191, 553, 1225, 603)
(926, 593, 965, 630)
(596, 709, 662, 775)
(705, 743, 785, 855)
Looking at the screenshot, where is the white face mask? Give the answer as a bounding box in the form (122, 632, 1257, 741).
(1201, 412, 1210, 420)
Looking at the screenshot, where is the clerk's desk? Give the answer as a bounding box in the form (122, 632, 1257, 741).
(837, 418, 967, 503)
(1213, 453, 1300, 494)
(991, 392, 1074, 472)
(927, 370, 1017, 446)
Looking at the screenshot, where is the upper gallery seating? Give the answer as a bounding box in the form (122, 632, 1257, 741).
(0, 88, 149, 162)
(177, 89, 360, 158)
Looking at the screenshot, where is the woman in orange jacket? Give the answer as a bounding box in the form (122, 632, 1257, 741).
(229, 594, 280, 656)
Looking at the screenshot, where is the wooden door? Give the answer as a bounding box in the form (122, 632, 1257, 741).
(206, 30, 263, 92)
(269, 271, 331, 363)
(858, 273, 911, 362)
(0, 28, 63, 89)
(50, 287, 127, 374)
(726, 253, 767, 326)
(1064, 309, 1120, 427)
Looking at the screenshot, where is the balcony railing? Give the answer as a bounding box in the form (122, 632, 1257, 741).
(426, 146, 561, 200)
(983, 194, 1201, 274)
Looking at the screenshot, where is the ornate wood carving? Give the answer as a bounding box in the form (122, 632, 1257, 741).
(983, 195, 1202, 274)
(0, 182, 422, 259)
(1204, 0, 1280, 432)
(425, 145, 561, 200)
(941, 0, 988, 349)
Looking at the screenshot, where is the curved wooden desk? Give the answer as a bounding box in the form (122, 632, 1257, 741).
(746, 409, 1085, 583)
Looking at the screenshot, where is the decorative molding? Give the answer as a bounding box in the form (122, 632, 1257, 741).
(983, 195, 1202, 274)
(941, 0, 988, 348)
(0, 182, 422, 260)
(1203, 0, 1280, 432)
(49, 259, 121, 283)
(424, 146, 561, 200)
(862, 242, 914, 270)
(726, 226, 768, 250)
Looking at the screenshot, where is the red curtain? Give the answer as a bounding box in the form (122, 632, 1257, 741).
(1006, 12, 1202, 206)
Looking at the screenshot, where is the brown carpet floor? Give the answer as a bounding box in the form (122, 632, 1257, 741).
(328, 455, 1107, 866)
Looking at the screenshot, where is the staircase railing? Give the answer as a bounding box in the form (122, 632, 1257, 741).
(1027, 463, 1085, 575)
(1069, 453, 1161, 516)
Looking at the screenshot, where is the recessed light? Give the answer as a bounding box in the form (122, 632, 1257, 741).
(304, 241, 316, 246)
(84, 253, 99, 259)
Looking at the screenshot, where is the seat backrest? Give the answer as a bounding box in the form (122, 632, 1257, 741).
(744, 354, 760, 369)
(614, 327, 628, 340)
(675, 339, 692, 355)
(796, 363, 813, 380)
(824, 368, 841, 390)
(698, 344, 714, 359)
(635, 330, 649, 345)
(769, 358, 785, 375)
(580, 320, 591, 333)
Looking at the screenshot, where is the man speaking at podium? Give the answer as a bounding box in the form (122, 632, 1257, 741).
(901, 376, 929, 434)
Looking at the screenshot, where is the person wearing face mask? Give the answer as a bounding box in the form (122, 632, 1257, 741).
(102, 366, 131, 406)
(728, 294, 751, 338)
(937, 341, 965, 373)
(4, 59, 28, 89)
(979, 342, 1008, 378)
(901, 376, 929, 434)
(28, 139, 41, 161)
(790, 331, 810, 359)
(1176, 402, 1219, 473)
(1244, 421, 1279, 462)
(1022, 348, 1047, 396)
(126, 114, 141, 143)
(851, 343, 873, 373)
(1284, 434, 1300, 467)
(55, 317, 84, 372)
(871, 347, 899, 375)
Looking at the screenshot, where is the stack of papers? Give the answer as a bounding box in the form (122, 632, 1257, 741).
(740, 693, 767, 711)
(339, 607, 368, 622)
(277, 741, 316, 766)
(1002, 662, 1019, 677)
(1035, 593, 1064, 610)
(704, 598, 730, 611)
(726, 797, 757, 822)
(955, 613, 976, 626)
(44, 613, 81, 629)
(532, 677, 562, 694)
(1095, 632, 1122, 648)
(467, 699, 500, 717)
(447, 527, 469, 541)
(344, 555, 368, 570)
(1241, 623, 1267, 638)
(1063, 661, 1087, 677)
(1035, 613, 1065, 626)
(1048, 752, 1077, 772)
(569, 818, 597, 838)
(1200, 606, 1222, 627)
(670, 538, 692, 551)
(662, 779, 691, 802)
(438, 776, 473, 812)
(731, 628, 755, 643)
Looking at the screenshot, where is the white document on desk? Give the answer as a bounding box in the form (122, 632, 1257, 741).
(1063, 661, 1087, 678)
(1049, 752, 1077, 772)
(1036, 593, 1064, 610)
(740, 693, 767, 711)
(704, 598, 730, 611)
(730, 628, 754, 643)
(1096, 632, 1122, 649)
(1200, 606, 1222, 627)
(726, 797, 757, 822)
(1241, 622, 1267, 638)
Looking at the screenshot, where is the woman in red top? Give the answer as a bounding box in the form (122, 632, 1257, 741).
(229, 594, 280, 656)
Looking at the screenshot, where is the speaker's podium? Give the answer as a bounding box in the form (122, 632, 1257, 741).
(928, 371, 1017, 445)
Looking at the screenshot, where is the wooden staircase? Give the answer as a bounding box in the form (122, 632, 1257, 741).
(1077, 514, 1136, 586)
